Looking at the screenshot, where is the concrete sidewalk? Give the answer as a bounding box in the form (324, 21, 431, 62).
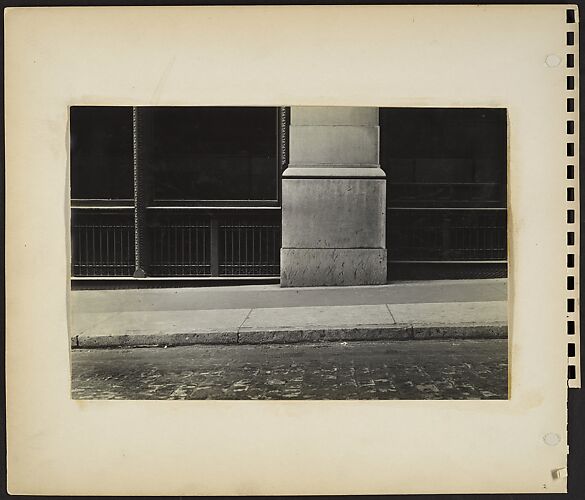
(70, 279, 508, 348)
(72, 278, 506, 312)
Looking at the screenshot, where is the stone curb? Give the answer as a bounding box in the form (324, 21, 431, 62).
(71, 323, 507, 349)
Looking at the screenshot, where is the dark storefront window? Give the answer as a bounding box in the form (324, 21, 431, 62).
(70, 107, 133, 201)
(145, 107, 278, 202)
(70, 106, 284, 279)
(380, 108, 508, 279)
(381, 108, 507, 208)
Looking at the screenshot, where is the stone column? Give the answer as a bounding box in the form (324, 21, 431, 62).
(280, 106, 386, 287)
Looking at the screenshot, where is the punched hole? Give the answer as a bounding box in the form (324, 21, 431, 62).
(567, 143, 575, 156)
(567, 32, 575, 46)
(568, 321, 575, 335)
(567, 9, 576, 23)
(568, 298, 575, 312)
(567, 54, 575, 67)
(568, 343, 576, 357)
(568, 254, 575, 267)
(567, 165, 575, 179)
(568, 121, 575, 134)
(568, 75, 575, 90)
(568, 210, 575, 223)
(568, 232, 575, 245)
(568, 365, 576, 379)
(568, 276, 574, 290)
(567, 187, 575, 201)
(568, 98, 575, 112)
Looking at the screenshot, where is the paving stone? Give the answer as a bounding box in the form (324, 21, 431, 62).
(71, 339, 508, 400)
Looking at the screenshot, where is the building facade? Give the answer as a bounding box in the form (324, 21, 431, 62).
(70, 106, 507, 286)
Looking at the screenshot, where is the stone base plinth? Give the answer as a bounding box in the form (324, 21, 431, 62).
(280, 248, 387, 287)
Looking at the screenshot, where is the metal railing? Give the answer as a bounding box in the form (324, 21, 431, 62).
(219, 215, 281, 276)
(387, 208, 507, 261)
(72, 208, 282, 278)
(72, 207, 505, 278)
(148, 217, 211, 276)
(71, 210, 134, 276)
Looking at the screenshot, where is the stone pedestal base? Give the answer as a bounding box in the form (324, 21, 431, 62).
(281, 248, 387, 287)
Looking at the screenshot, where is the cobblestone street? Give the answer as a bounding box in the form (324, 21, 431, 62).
(71, 339, 508, 400)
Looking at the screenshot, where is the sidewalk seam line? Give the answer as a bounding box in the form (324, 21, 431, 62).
(385, 303, 397, 324)
(237, 308, 254, 344)
(71, 311, 119, 337)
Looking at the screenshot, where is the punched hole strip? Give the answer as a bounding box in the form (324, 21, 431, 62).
(566, 7, 580, 389)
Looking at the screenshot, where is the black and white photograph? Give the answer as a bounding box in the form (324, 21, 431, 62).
(8, 4, 579, 496)
(69, 105, 508, 400)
